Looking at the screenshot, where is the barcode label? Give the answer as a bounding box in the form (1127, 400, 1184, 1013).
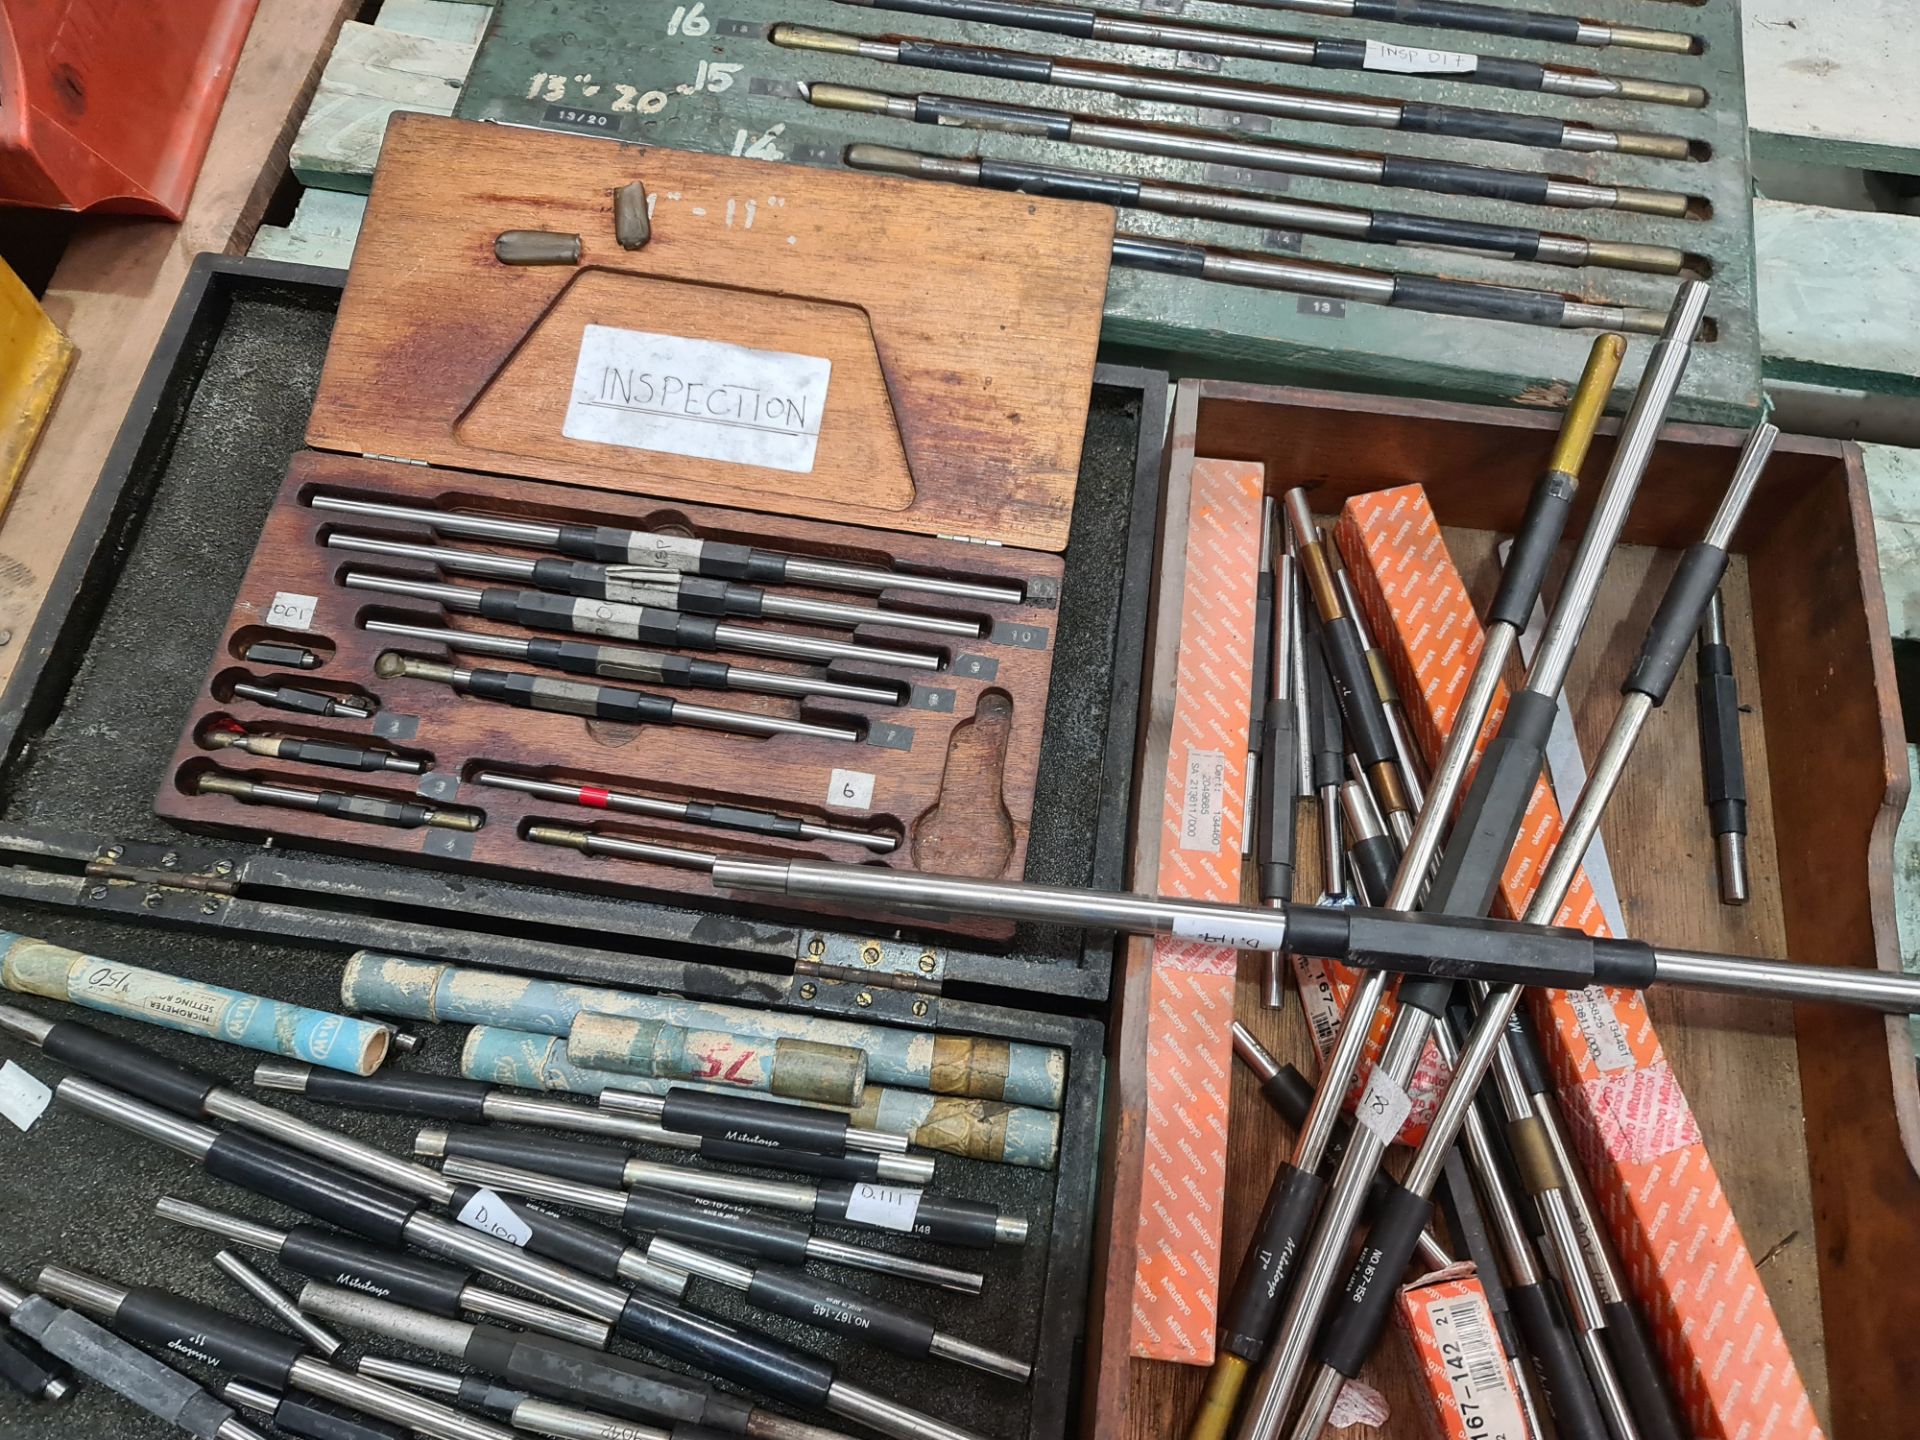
(1290, 953, 1342, 1061)
(1425, 1293, 1526, 1439)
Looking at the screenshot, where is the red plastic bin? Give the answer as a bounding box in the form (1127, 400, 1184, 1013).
(0, 0, 259, 218)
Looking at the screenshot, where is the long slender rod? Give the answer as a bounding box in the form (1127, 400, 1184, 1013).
(310, 492, 1023, 605)
(1189, 0, 1694, 53)
(777, 26, 1690, 154)
(343, 571, 943, 672)
(831, 0, 1707, 106)
(706, 858, 1920, 1014)
(809, 84, 1694, 217)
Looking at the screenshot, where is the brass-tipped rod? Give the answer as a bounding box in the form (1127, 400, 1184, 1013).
(828, 0, 1708, 106)
(374, 653, 863, 744)
(808, 83, 1695, 216)
(1178, 0, 1695, 55)
(778, 25, 1692, 156)
(845, 145, 1687, 276)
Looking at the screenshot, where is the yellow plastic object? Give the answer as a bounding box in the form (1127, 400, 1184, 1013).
(0, 257, 73, 520)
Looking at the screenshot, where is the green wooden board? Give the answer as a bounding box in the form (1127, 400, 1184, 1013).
(454, 0, 1758, 421)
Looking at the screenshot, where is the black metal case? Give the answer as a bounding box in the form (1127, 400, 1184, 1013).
(0, 256, 1169, 1440)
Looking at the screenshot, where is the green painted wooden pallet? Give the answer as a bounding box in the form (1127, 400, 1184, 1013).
(455, 0, 1757, 422)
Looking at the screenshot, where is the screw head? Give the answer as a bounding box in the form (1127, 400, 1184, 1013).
(87, 885, 107, 901)
(917, 952, 936, 974)
(201, 898, 220, 915)
(855, 991, 873, 1008)
(798, 982, 818, 1000)
(807, 935, 826, 958)
(103, 846, 123, 862)
(160, 852, 178, 868)
(142, 890, 162, 909)
(860, 943, 882, 965)
(213, 860, 234, 876)
(911, 999, 930, 1018)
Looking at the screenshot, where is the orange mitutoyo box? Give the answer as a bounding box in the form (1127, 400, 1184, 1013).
(1128, 457, 1265, 1364)
(1332, 483, 1820, 1440)
(1397, 1266, 1534, 1440)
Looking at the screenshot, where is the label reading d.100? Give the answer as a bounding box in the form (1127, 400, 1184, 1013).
(564, 325, 832, 473)
(457, 1188, 533, 1247)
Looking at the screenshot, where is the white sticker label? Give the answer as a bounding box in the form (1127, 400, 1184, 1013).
(1362, 39, 1479, 74)
(0, 1060, 50, 1132)
(1567, 985, 1635, 1072)
(267, 591, 318, 631)
(1290, 952, 1344, 1062)
(457, 1187, 533, 1247)
(826, 768, 875, 812)
(1424, 1293, 1528, 1440)
(1179, 746, 1228, 854)
(1170, 912, 1289, 950)
(844, 1183, 923, 1233)
(1355, 1065, 1413, 1147)
(563, 324, 832, 473)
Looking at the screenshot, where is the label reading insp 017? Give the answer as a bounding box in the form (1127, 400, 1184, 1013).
(844, 1183, 923, 1232)
(268, 592, 318, 630)
(826, 768, 875, 811)
(1362, 39, 1478, 74)
(564, 325, 832, 473)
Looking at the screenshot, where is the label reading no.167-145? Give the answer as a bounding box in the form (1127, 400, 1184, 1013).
(564, 324, 833, 473)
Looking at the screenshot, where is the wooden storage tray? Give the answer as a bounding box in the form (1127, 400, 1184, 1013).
(154, 451, 1065, 934)
(1086, 379, 1914, 1438)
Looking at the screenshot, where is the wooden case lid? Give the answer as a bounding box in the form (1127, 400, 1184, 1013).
(306, 113, 1115, 551)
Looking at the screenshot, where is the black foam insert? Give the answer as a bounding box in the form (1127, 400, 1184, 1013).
(0, 903, 1054, 1440)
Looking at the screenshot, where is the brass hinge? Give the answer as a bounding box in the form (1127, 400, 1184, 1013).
(81, 839, 241, 918)
(792, 933, 945, 1025)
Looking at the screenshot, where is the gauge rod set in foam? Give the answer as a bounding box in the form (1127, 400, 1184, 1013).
(0, 1003, 1040, 1440)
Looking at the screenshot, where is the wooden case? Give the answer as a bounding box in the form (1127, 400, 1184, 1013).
(153, 114, 1124, 935)
(1087, 379, 1914, 1439)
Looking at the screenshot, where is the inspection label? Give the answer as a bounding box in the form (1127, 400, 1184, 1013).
(564, 325, 831, 473)
(1362, 39, 1478, 74)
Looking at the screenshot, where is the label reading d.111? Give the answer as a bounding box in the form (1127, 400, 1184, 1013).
(564, 325, 832, 473)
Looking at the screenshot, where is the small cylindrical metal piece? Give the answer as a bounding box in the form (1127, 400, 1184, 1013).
(213, 1251, 344, 1359)
(495, 231, 582, 265)
(613, 182, 651, 249)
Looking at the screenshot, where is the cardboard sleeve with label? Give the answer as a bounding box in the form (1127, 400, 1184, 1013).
(1127, 457, 1265, 1364)
(1333, 483, 1821, 1440)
